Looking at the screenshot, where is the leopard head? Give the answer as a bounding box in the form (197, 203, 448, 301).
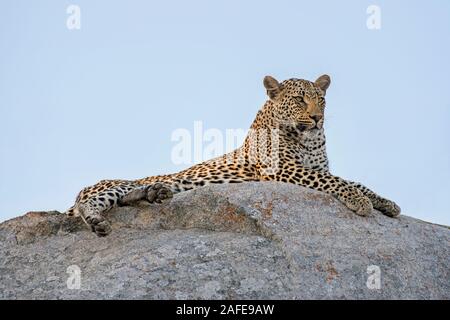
(263, 75, 330, 131)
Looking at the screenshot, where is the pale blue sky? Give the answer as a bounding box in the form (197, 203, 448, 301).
(1, 0, 449, 225)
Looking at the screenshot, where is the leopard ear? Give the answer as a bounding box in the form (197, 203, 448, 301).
(314, 74, 331, 95)
(263, 75, 282, 99)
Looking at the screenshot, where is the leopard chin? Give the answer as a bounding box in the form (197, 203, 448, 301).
(297, 123, 315, 132)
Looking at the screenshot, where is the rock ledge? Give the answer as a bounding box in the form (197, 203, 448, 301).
(0, 182, 448, 299)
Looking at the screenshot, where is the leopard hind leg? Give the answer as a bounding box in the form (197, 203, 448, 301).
(73, 180, 142, 236)
(72, 181, 174, 237)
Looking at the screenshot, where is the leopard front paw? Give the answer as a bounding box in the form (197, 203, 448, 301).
(118, 188, 148, 206)
(146, 183, 173, 204)
(85, 215, 112, 237)
(346, 195, 373, 217)
(375, 198, 401, 217)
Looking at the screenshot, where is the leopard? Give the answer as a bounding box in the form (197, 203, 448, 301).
(66, 74, 400, 237)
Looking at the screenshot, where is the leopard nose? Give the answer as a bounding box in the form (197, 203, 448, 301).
(311, 115, 322, 122)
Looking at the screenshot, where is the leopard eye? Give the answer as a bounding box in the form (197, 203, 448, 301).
(294, 96, 304, 104)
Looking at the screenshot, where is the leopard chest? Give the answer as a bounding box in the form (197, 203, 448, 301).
(287, 129, 330, 172)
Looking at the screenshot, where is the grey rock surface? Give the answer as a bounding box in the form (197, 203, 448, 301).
(0, 182, 449, 299)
